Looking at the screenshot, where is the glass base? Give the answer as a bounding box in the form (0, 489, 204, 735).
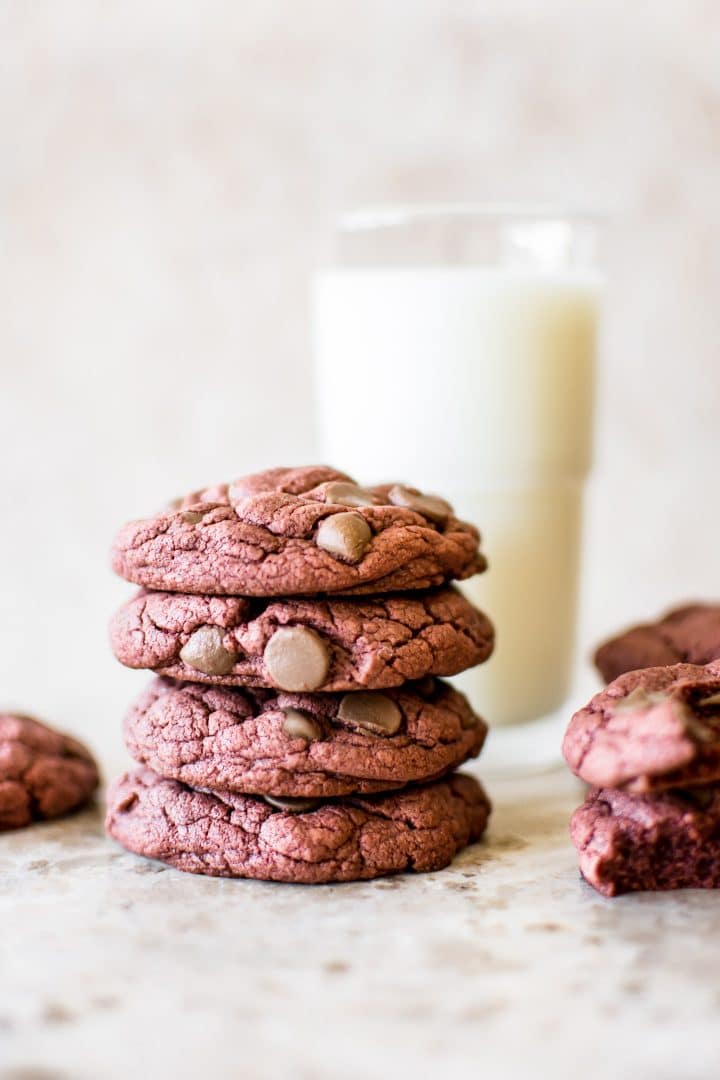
(479, 708, 569, 779)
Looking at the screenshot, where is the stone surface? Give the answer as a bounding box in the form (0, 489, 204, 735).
(4, 765, 720, 1079)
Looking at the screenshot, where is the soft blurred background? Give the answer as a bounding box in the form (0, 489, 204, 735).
(2, 1, 719, 761)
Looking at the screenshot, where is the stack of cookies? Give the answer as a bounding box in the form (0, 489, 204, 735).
(106, 466, 494, 883)
(564, 609, 720, 896)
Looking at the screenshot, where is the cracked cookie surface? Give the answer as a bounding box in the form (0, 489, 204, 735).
(110, 587, 494, 692)
(563, 661, 720, 793)
(123, 676, 487, 797)
(105, 766, 490, 882)
(571, 785, 720, 896)
(595, 603, 720, 683)
(0, 713, 99, 830)
(110, 466, 486, 597)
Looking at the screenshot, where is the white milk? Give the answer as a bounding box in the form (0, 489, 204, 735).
(313, 268, 598, 727)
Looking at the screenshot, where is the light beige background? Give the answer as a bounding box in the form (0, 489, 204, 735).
(2, 1, 720, 758)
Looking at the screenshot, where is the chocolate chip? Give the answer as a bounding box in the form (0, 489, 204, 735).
(610, 687, 669, 713)
(264, 795, 322, 814)
(180, 510, 205, 524)
(179, 625, 236, 676)
(322, 481, 377, 508)
(685, 715, 715, 742)
(337, 692, 402, 736)
(264, 627, 330, 692)
(281, 708, 322, 742)
(388, 485, 452, 525)
(316, 513, 372, 564)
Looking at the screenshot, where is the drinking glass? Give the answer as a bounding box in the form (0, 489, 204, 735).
(313, 205, 601, 773)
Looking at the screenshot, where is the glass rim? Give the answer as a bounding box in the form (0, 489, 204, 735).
(337, 203, 606, 232)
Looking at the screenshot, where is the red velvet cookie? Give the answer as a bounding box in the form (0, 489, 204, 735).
(0, 713, 99, 830)
(123, 676, 486, 797)
(563, 662, 720, 793)
(110, 587, 494, 693)
(106, 767, 491, 883)
(594, 604, 720, 683)
(571, 785, 720, 897)
(110, 466, 486, 597)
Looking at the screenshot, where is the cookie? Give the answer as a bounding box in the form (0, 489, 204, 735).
(105, 767, 491, 882)
(110, 465, 486, 597)
(110, 587, 494, 693)
(562, 662, 720, 793)
(123, 676, 487, 797)
(0, 713, 99, 830)
(571, 785, 720, 896)
(594, 604, 720, 683)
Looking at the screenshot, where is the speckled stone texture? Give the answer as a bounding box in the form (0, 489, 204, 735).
(562, 662, 720, 793)
(105, 767, 490, 883)
(595, 603, 720, 682)
(123, 676, 486, 797)
(571, 785, 720, 897)
(110, 466, 486, 597)
(109, 587, 494, 691)
(0, 713, 99, 830)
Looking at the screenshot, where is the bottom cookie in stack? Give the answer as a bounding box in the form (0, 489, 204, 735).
(106, 769, 490, 884)
(106, 676, 491, 882)
(563, 660, 720, 896)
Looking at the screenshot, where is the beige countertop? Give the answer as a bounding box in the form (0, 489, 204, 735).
(3, 761, 719, 1080)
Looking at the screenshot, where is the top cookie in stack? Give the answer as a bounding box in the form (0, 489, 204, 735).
(111, 464, 486, 597)
(106, 466, 494, 883)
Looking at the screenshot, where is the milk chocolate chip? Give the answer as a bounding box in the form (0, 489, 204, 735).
(264, 627, 330, 692)
(281, 708, 322, 742)
(322, 481, 377, 508)
(610, 687, 669, 713)
(337, 692, 402, 736)
(316, 513, 372, 564)
(180, 509, 205, 524)
(388, 485, 452, 525)
(179, 625, 236, 676)
(264, 795, 323, 814)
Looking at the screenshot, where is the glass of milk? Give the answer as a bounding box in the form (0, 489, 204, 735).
(312, 206, 600, 773)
